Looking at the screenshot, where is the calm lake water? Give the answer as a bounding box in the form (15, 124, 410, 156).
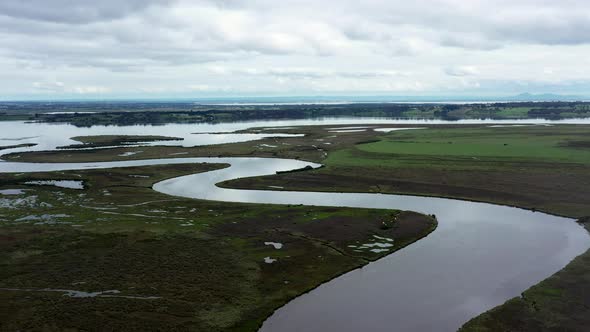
(2, 117, 590, 156)
(0, 118, 589, 331)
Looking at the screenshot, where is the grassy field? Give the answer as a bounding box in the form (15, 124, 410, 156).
(357, 127, 590, 163)
(326, 126, 590, 167)
(0, 163, 436, 331)
(493, 107, 531, 118)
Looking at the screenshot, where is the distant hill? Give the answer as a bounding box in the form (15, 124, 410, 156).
(508, 92, 585, 101)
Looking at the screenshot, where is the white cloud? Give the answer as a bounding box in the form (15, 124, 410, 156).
(445, 66, 480, 77)
(32, 81, 66, 91)
(187, 84, 231, 92)
(208, 67, 403, 79)
(31, 81, 110, 94)
(70, 86, 111, 94)
(1, 0, 590, 98)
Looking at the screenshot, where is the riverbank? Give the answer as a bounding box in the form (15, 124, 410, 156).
(460, 219, 590, 332)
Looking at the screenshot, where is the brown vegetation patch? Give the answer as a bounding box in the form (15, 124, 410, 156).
(562, 140, 590, 149)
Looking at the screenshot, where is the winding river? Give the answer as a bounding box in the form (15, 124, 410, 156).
(1, 118, 589, 331)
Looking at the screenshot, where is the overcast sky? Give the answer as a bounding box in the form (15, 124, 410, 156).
(1, 0, 590, 100)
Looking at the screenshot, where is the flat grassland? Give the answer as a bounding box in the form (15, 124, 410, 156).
(357, 127, 590, 163)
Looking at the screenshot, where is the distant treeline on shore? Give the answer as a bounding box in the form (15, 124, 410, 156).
(1, 101, 589, 126)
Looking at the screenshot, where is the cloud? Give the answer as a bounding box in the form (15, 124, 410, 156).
(1, 0, 590, 98)
(32, 81, 66, 91)
(209, 67, 402, 79)
(445, 66, 480, 77)
(0, 0, 168, 24)
(2, 0, 590, 71)
(69, 86, 111, 94)
(32, 81, 110, 94)
(187, 84, 231, 92)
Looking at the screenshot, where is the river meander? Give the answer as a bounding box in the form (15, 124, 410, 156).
(1, 118, 589, 331)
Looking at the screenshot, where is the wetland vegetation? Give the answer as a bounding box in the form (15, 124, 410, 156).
(1, 114, 589, 331)
(0, 160, 436, 331)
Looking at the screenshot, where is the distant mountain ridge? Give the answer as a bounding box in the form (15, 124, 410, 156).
(507, 92, 584, 101)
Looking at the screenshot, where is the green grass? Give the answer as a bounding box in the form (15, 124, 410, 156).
(326, 126, 590, 167)
(493, 107, 532, 118)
